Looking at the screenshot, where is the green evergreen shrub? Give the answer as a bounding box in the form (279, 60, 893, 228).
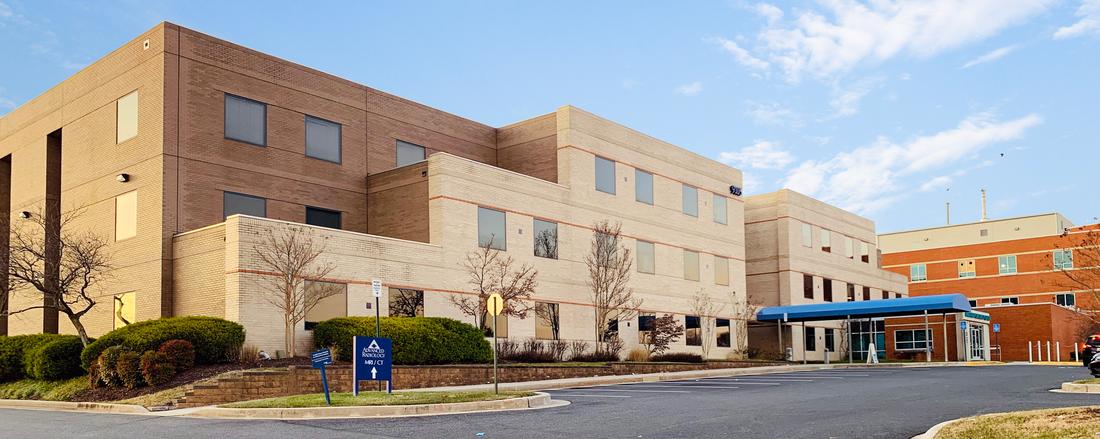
(81, 317, 244, 369)
(312, 317, 491, 365)
(23, 335, 85, 380)
(139, 351, 176, 387)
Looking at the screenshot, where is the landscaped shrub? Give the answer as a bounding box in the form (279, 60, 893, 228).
(96, 346, 127, 387)
(23, 335, 86, 380)
(500, 339, 558, 363)
(115, 351, 143, 390)
(158, 339, 195, 371)
(139, 351, 176, 387)
(0, 334, 67, 382)
(624, 347, 650, 362)
(87, 362, 103, 389)
(649, 352, 704, 363)
(570, 351, 620, 362)
(313, 317, 491, 365)
(81, 316, 245, 370)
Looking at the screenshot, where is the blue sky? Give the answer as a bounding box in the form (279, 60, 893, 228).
(1, 0, 1097, 232)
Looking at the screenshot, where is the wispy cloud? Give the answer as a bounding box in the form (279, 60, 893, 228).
(0, 1, 12, 18)
(0, 87, 16, 114)
(827, 77, 882, 119)
(1054, 0, 1100, 39)
(620, 79, 641, 90)
(713, 37, 769, 70)
(753, 3, 783, 24)
(675, 81, 703, 96)
(745, 101, 803, 128)
(719, 140, 795, 170)
(783, 113, 1042, 214)
(961, 45, 1019, 68)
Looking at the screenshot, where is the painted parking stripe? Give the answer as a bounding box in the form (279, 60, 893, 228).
(550, 394, 631, 398)
(622, 383, 748, 389)
(703, 378, 813, 383)
(565, 388, 693, 393)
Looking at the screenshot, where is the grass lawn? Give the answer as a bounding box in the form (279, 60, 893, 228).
(501, 362, 609, 367)
(936, 406, 1100, 439)
(1073, 378, 1100, 384)
(0, 377, 88, 401)
(221, 391, 534, 408)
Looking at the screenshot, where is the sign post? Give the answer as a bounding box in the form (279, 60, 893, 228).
(352, 336, 393, 395)
(993, 323, 1000, 361)
(310, 348, 334, 405)
(486, 293, 505, 394)
(371, 279, 383, 338)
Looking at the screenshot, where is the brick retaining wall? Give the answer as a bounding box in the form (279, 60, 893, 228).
(175, 361, 776, 408)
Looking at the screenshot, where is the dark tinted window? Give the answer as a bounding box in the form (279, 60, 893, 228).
(803, 274, 814, 299)
(224, 94, 266, 146)
(396, 140, 426, 167)
(306, 206, 341, 229)
(305, 116, 341, 163)
(533, 219, 558, 259)
(595, 156, 616, 194)
(223, 192, 266, 218)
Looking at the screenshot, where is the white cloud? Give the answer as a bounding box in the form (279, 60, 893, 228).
(754, 3, 784, 24)
(828, 78, 881, 118)
(1054, 0, 1100, 39)
(745, 101, 803, 127)
(714, 37, 770, 70)
(741, 172, 763, 194)
(920, 175, 953, 192)
(961, 45, 1018, 68)
(753, 1, 1051, 82)
(782, 113, 1042, 214)
(674, 81, 703, 96)
(719, 140, 796, 170)
(0, 2, 12, 18)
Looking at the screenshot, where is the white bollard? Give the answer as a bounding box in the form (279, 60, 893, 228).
(1075, 343, 1080, 362)
(1047, 341, 1052, 363)
(1037, 341, 1042, 362)
(1056, 342, 1061, 362)
(1028, 341, 1033, 363)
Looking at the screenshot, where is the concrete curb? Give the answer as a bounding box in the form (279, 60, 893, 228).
(1059, 382, 1100, 393)
(911, 418, 961, 439)
(185, 392, 559, 419)
(0, 399, 149, 414)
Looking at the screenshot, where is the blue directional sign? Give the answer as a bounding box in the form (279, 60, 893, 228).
(993, 323, 1000, 333)
(353, 336, 393, 394)
(960, 321, 967, 330)
(311, 348, 333, 368)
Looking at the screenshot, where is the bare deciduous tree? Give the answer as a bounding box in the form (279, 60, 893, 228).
(1048, 228, 1100, 312)
(535, 301, 560, 340)
(728, 290, 764, 359)
(586, 220, 641, 353)
(389, 288, 424, 317)
(641, 314, 683, 356)
(255, 226, 344, 358)
(6, 208, 110, 346)
(451, 238, 538, 335)
(690, 290, 725, 359)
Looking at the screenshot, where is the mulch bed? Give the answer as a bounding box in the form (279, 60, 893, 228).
(73, 357, 312, 402)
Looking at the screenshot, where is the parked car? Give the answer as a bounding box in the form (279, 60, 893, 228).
(1081, 335, 1100, 367)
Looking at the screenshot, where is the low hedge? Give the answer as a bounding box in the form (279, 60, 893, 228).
(313, 317, 491, 365)
(649, 352, 704, 363)
(24, 335, 86, 380)
(0, 334, 70, 382)
(81, 317, 245, 370)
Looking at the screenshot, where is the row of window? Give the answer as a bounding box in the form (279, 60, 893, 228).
(640, 315, 733, 348)
(594, 156, 729, 225)
(803, 328, 931, 353)
(223, 191, 342, 229)
(966, 293, 1076, 308)
(908, 249, 1074, 282)
(224, 93, 429, 167)
(477, 206, 731, 285)
(803, 327, 837, 352)
(799, 221, 872, 264)
(801, 273, 899, 302)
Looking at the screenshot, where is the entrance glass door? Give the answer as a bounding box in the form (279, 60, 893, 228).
(968, 325, 985, 360)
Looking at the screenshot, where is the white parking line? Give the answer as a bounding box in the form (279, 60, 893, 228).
(769, 375, 846, 379)
(566, 388, 693, 393)
(620, 384, 745, 389)
(703, 378, 812, 383)
(550, 394, 632, 398)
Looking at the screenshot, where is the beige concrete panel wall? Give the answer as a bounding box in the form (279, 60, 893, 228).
(172, 224, 227, 318)
(878, 213, 1071, 253)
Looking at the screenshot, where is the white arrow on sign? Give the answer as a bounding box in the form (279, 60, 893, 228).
(371, 367, 378, 379)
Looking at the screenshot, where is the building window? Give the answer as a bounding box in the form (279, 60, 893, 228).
(635, 169, 653, 205)
(910, 264, 927, 282)
(805, 326, 816, 351)
(303, 282, 348, 330)
(116, 91, 139, 144)
(396, 140, 426, 167)
(305, 116, 341, 163)
(846, 283, 856, 302)
(860, 241, 870, 263)
(713, 194, 727, 225)
(113, 292, 136, 329)
(637, 240, 655, 274)
(477, 207, 507, 250)
(388, 288, 424, 317)
(1054, 249, 1074, 270)
(485, 315, 509, 338)
(638, 315, 655, 344)
(224, 94, 266, 146)
(958, 259, 976, 278)
(998, 255, 1017, 274)
(862, 286, 871, 301)
(114, 191, 138, 241)
(844, 236, 853, 259)
(714, 256, 730, 286)
(968, 300, 977, 307)
(532, 219, 558, 259)
(801, 223, 812, 248)
(686, 315, 702, 346)
(824, 328, 835, 352)
(682, 184, 698, 217)
(223, 191, 266, 218)
(595, 156, 616, 194)
(896, 292, 903, 299)
(305, 206, 341, 230)
(803, 274, 814, 299)
(894, 329, 931, 351)
(882, 290, 889, 300)
(1001, 297, 1019, 305)
(980, 229, 988, 237)
(716, 318, 731, 348)
(603, 316, 620, 342)
(683, 250, 700, 281)
(535, 302, 560, 340)
(820, 229, 831, 253)
(1056, 293, 1076, 307)
(823, 279, 833, 302)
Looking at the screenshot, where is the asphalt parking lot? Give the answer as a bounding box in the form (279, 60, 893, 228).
(0, 365, 1096, 438)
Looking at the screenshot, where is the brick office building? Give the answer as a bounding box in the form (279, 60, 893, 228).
(879, 213, 1099, 361)
(0, 23, 750, 358)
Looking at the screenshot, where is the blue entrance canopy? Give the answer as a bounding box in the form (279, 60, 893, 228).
(757, 294, 971, 322)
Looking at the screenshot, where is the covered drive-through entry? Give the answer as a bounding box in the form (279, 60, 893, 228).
(756, 294, 975, 363)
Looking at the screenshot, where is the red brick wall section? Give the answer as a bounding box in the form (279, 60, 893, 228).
(884, 314, 960, 362)
(981, 304, 1089, 361)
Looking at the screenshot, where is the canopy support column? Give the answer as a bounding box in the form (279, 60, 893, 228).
(777, 321, 784, 362)
(943, 313, 949, 362)
(924, 310, 931, 363)
(847, 315, 852, 364)
(801, 321, 807, 364)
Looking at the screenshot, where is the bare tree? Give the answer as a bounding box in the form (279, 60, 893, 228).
(728, 290, 763, 359)
(450, 238, 538, 335)
(690, 290, 725, 359)
(6, 208, 110, 346)
(586, 220, 641, 353)
(389, 288, 424, 317)
(641, 314, 684, 356)
(1047, 228, 1100, 313)
(255, 226, 344, 358)
(535, 301, 560, 339)
(534, 227, 558, 259)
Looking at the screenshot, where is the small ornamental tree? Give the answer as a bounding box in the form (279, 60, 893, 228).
(586, 221, 641, 354)
(642, 314, 684, 356)
(690, 290, 724, 359)
(450, 238, 538, 336)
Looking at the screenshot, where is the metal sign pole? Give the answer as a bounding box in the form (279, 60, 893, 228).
(493, 312, 499, 394)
